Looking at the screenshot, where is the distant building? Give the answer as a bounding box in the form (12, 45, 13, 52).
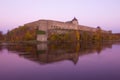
(25, 18, 111, 42)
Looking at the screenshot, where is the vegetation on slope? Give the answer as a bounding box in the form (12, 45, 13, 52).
(0, 31, 4, 42)
(1, 25, 120, 43)
(5, 25, 36, 42)
(48, 28, 120, 42)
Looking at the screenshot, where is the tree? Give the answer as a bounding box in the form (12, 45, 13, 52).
(0, 31, 4, 41)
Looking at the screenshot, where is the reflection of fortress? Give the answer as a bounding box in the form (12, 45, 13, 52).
(35, 42, 112, 64)
(6, 42, 113, 65)
(25, 18, 111, 42)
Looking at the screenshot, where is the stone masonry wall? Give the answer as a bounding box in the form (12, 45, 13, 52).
(24, 19, 111, 42)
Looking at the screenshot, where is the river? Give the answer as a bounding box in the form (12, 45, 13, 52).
(0, 42, 120, 80)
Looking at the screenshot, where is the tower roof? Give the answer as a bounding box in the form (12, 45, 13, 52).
(72, 17, 78, 21)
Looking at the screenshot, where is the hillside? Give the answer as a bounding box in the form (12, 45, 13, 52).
(5, 25, 36, 42)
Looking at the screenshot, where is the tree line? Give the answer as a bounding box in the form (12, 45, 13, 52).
(1, 25, 36, 42)
(0, 26, 120, 43)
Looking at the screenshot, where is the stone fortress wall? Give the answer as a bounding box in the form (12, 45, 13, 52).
(25, 18, 111, 42)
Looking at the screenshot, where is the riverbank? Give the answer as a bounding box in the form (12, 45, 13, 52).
(1, 40, 120, 46)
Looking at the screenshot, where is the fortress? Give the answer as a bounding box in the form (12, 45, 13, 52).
(25, 17, 111, 42)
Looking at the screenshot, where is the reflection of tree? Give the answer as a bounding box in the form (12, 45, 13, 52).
(0, 44, 3, 51)
(7, 44, 37, 54)
(4, 41, 116, 65)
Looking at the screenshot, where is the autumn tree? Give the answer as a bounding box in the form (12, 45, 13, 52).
(5, 25, 36, 42)
(0, 31, 4, 41)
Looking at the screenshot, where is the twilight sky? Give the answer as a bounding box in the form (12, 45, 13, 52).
(0, 0, 120, 33)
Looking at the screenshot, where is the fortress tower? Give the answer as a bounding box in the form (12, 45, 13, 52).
(71, 17, 79, 25)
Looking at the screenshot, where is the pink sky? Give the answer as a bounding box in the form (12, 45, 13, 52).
(0, 0, 120, 33)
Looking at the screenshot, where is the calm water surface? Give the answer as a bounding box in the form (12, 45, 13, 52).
(0, 42, 120, 80)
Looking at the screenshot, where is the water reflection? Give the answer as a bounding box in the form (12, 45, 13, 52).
(1, 41, 117, 65)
